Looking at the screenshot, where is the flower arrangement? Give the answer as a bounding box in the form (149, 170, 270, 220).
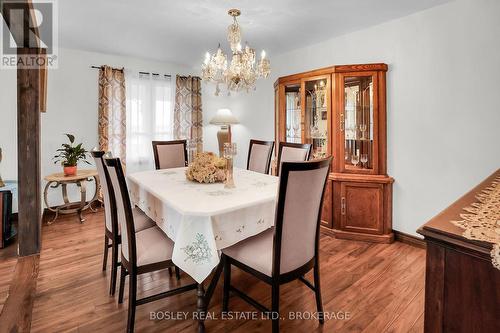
(186, 152, 226, 183)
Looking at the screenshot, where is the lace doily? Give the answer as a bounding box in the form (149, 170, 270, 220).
(451, 177, 500, 270)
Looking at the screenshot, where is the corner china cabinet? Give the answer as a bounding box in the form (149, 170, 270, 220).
(274, 64, 394, 243)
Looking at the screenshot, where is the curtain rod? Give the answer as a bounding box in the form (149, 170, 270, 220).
(90, 66, 171, 78)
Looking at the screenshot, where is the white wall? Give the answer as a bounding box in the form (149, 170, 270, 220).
(203, 0, 500, 236)
(202, 79, 276, 168)
(0, 47, 192, 206)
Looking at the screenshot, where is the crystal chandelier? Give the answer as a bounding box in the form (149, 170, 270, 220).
(202, 9, 271, 96)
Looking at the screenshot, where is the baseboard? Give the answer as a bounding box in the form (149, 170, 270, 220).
(329, 228, 394, 244)
(393, 230, 426, 249)
(321, 227, 426, 249)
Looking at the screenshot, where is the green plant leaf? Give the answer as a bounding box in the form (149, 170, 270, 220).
(65, 133, 75, 144)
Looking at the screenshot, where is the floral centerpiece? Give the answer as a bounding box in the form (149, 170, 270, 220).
(186, 152, 226, 183)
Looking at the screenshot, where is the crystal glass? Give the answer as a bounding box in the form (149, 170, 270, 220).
(292, 117, 300, 141)
(344, 150, 350, 161)
(223, 143, 237, 188)
(351, 153, 360, 167)
(360, 153, 368, 168)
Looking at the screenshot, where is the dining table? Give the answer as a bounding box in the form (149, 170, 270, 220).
(127, 167, 279, 332)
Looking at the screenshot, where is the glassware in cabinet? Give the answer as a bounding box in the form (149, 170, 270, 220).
(284, 83, 301, 143)
(340, 73, 378, 173)
(302, 76, 331, 160)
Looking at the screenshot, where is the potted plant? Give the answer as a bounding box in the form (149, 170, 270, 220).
(53, 134, 90, 176)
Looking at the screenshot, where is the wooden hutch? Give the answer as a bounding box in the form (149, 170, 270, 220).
(274, 63, 394, 243)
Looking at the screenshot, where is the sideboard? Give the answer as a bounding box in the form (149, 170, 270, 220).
(417, 169, 500, 332)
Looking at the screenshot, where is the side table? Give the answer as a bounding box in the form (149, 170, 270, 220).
(43, 169, 100, 224)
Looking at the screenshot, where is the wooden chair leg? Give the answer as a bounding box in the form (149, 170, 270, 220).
(127, 272, 137, 333)
(313, 262, 324, 324)
(102, 235, 109, 271)
(168, 267, 173, 276)
(271, 284, 280, 333)
(175, 266, 181, 280)
(110, 241, 119, 295)
(118, 267, 127, 304)
(222, 256, 231, 312)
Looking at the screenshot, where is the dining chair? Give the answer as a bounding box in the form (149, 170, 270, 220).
(104, 157, 198, 333)
(92, 151, 156, 296)
(221, 157, 332, 333)
(151, 140, 186, 279)
(276, 142, 312, 176)
(152, 140, 188, 170)
(247, 139, 274, 174)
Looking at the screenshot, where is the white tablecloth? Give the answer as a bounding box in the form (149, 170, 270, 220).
(128, 167, 279, 283)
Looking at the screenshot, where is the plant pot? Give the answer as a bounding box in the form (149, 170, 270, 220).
(63, 165, 77, 176)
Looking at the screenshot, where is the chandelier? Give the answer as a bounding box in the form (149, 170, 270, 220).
(201, 9, 271, 96)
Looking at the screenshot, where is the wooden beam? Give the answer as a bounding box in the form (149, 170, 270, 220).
(2, 1, 43, 256)
(0, 255, 40, 332)
(17, 47, 42, 256)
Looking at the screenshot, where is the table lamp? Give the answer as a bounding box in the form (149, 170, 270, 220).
(209, 108, 239, 157)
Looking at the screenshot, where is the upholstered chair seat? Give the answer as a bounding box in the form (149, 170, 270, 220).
(221, 158, 332, 333)
(105, 156, 197, 333)
(134, 226, 174, 266)
(93, 150, 157, 297)
(131, 208, 155, 233)
(223, 229, 284, 277)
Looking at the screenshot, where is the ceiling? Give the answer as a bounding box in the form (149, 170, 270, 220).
(59, 0, 451, 67)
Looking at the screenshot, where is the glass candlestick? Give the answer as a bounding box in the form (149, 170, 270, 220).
(187, 140, 197, 164)
(223, 143, 237, 189)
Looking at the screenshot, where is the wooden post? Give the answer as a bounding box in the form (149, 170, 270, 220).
(17, 48, 42, 256)
(2, 0, 43, 255)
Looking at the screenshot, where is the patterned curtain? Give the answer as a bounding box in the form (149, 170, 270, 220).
(98, 66, 127, 162)
(173, 75, 203, 152)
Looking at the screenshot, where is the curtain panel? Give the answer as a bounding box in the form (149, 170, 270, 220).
(98, 65, 127, 162)
(173, 75, 203, 152)
(125, 71, 173, 174)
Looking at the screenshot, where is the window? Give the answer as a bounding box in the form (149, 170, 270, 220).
(126, 72, 173, 174)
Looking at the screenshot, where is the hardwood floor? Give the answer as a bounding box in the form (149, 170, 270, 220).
(0, 209, 425, 332)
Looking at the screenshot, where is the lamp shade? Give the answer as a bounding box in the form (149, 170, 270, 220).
(209, 108, 239, 125)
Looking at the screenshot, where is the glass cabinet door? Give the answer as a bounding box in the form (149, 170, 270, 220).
(284, 82, 302, 143)
(340, 73, 378, 173)
(302, 76, 331, 159)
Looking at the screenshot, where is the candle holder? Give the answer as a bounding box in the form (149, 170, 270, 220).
(359, 123, 367, 140)
(187, 140, 198, 164)
(223, 142, 237, 189)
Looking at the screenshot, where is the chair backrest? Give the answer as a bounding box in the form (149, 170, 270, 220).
(104, 157, 137, 267)
(276, 142, 312, 176)
(152, 140, 188, 170)
(272, 157, 332, 277)
(247, 139, 274, 174)
(91, 150, 117, 236)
